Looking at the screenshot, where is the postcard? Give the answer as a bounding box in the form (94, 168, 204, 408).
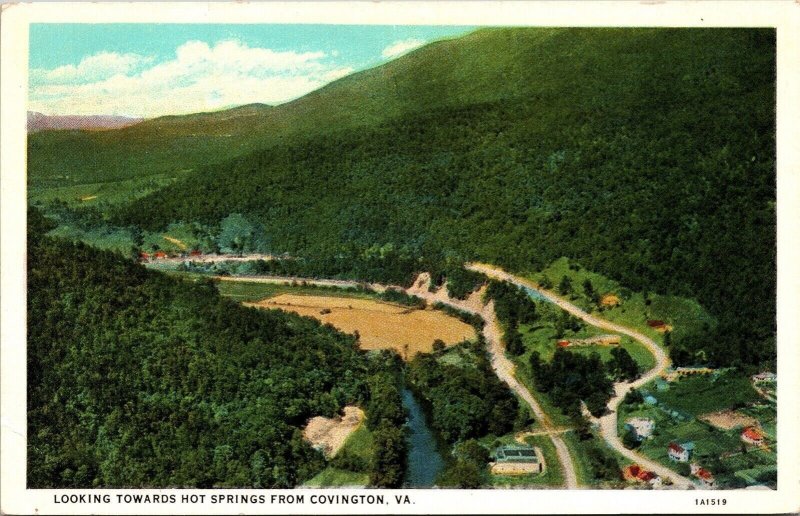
(1, 1, 798, 514)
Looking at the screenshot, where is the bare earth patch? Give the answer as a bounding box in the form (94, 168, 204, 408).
(699, 410, 758, 430)
(246, 294, 475, 359)
(303, 406, 365, 458)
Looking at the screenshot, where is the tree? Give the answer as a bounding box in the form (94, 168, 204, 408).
(609, 348, 639, 381)
(558, 275, 572, 295)
(370, 427, 407, 487)
(437, 460, 482, 488)
(622, 428, 640, 449)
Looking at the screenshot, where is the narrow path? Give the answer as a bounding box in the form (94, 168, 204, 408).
(467, 262, 695, 488)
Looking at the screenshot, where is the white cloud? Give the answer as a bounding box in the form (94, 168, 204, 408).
(29, 40, 353, 117)
(381, 38, 426, 59)
(31, 52, 151, 85)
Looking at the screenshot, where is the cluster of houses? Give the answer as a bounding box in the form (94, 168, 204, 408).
(751, 372, 776, 384)
(666, 441, 717, 488)
(623, 464, 662, 487)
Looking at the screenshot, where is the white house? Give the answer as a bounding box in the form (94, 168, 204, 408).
(668, 441, 694, 462)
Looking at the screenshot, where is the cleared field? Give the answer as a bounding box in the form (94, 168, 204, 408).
(699, 410, 758, 431)
(303, 406, 365, 458)
(247, 294, 475, 358)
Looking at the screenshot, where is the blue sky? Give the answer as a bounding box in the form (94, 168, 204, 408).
(29, 24, 475, 117)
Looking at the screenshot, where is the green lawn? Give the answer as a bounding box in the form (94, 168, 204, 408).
(649, 373, 760, 416)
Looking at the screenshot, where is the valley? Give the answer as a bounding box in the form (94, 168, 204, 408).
(26, 26, 777, 490)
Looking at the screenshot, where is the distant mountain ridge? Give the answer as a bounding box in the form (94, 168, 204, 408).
(27, 111, 143, 133)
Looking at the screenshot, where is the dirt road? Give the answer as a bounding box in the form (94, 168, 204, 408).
(406, 274, 580, 489)
(467, 263, 695, 488)
(217, 272, 582, 487)
(214, 274, 388, 293)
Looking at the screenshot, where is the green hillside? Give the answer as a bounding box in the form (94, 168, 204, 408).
(30, 28, 769, 190)
(27, 208, 412, 488)
(107, 28, 775, 368)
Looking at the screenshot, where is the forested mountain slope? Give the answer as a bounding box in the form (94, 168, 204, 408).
(27, 209, 381, 488)
(29, 28, 771, 186)
(113, 27, 776, 369)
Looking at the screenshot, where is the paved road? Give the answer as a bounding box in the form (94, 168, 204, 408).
(467, 262, 696, 488)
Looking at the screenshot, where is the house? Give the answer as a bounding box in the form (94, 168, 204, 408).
(741, 427, 764, 446)
(623, 465, 661, 487)
(647, 320, 666, 329)
(691, 464, 716, 488)
(189, 249, 202, 257)
(557, 340, 570, 348)
(751, 372, 776, 383)
(154, 251, 167, 259)
(667, 441, 694, 462)
(623, 464, 643, 481)
(600, 293, 620, 307)
(139, 252, 150, 261)
(625, 417, 655, 440)
(493, 444, 542, 473)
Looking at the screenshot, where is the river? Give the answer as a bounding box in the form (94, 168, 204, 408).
(401, 388, 445, 487)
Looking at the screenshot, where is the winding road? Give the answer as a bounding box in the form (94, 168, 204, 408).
(466, 262, 695, 488)
(211, 264, 697, 488)
(219, 271, 581, 488)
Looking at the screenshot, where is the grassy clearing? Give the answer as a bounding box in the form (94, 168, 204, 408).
(29, 173, 183, 207)
(649, 373, 759, 416)
(527, 257, 716, 349)
(47, 224, 135, 254)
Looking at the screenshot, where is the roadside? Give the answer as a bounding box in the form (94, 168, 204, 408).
(467, 262, 695, 488)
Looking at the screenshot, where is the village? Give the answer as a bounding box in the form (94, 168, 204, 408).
(618, 367, 777, 489)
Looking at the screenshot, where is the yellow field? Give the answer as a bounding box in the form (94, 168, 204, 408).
(246, 294, 476, 359)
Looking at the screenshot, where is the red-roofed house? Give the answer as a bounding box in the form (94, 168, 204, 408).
(139, 252, 150, 261)
(691, 464, 716, 488)
(647, 319, 666, 328)
(557, 340, 570, 348)
(190, 249, 202, 257)
(741, 427, 764, 446)
(154, 251, 167, 259)
(668, 442, 693, 462)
